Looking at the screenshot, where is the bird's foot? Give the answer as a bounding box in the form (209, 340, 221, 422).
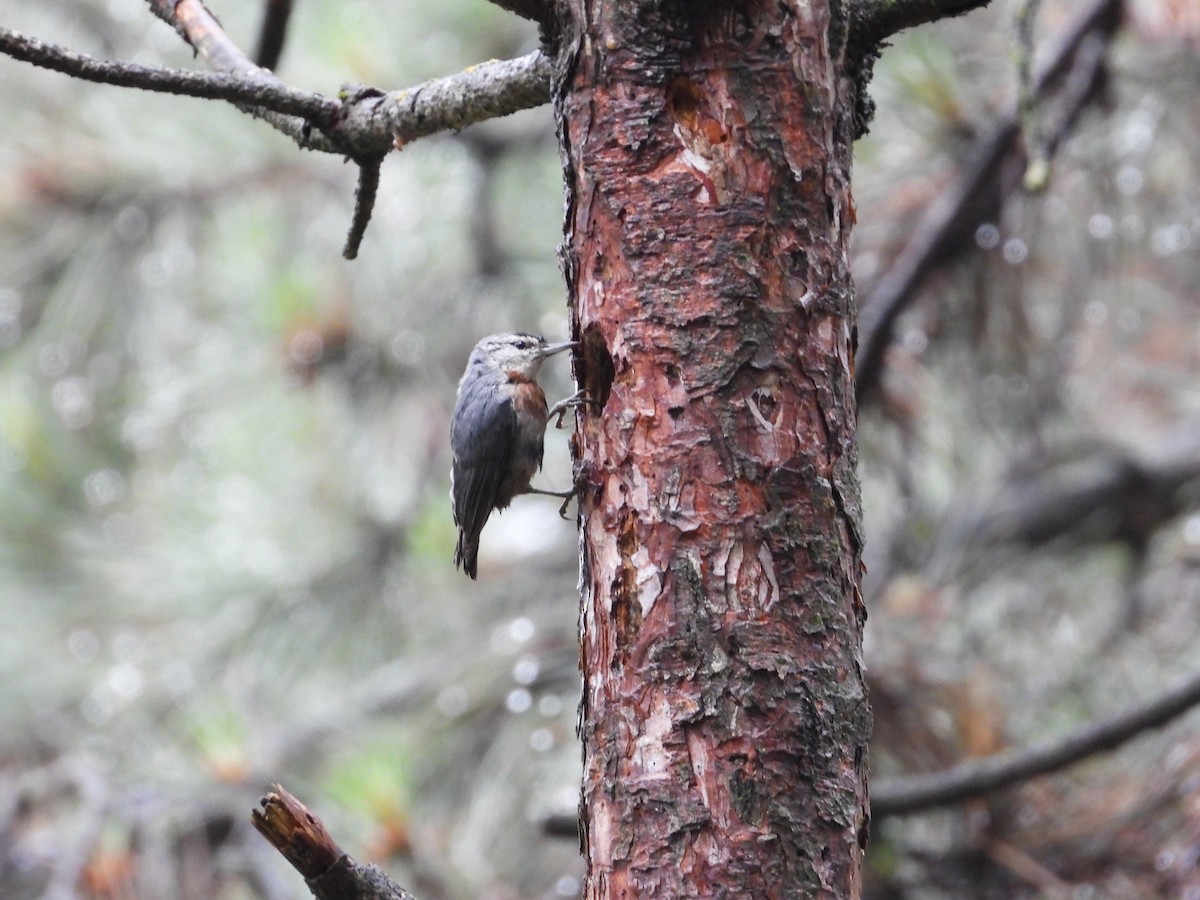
(525, 478, 583, 519)
(525, 485, 575, 499)
(550, 390, 601, 429)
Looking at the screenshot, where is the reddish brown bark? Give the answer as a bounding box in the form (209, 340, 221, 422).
(556, 1, 870, 896)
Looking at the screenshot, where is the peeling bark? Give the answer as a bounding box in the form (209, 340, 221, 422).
(555, 1, 870, 896)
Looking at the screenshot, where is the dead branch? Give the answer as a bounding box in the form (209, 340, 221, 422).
(955, 422, 1200, 549)
(850, 0, 992, 48)
(343, 156, 384, 260)
(371, 52, 552, 150)
(143, 0, 552, 153)
(1015, 0, 1047, 188)
(143, 0, 552, 252)
(252, 784, 417, 900)
(484, 0, 554, 28)
(0, 22, 553, 159)
(854, 0, 1122, 405)
(255, 0, 294, 71)
(147, 0, 256, 76)
(0, 27, 336, 124)
(872, 668, 1200, 818)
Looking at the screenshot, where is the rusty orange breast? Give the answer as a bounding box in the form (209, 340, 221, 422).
(507, 379, 549, 424)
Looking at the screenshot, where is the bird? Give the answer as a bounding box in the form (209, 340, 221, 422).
(450, 331, 577, 578)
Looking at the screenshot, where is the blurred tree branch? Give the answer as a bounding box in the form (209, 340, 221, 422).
(147, 0, 258, 76)
(343, 154, 384, 260)
(1015, 0, 1048, 189)
(485, 0, 554, 28)
(962, 424, 1200, 549)
(0, 27, 338, 124)
(252, 784, 417, 900)
(850, 0, 992, 48)
(0, 26, 552, 159)
(855, 0, 1123, 404)
(143, 0, 554, 153)
(255, 0, 294, 71)
(0, 0, 1008, 234)
(873, 668, 1200, 818)
(0, 1, 552, 258)
(0, 0, 1016, 266)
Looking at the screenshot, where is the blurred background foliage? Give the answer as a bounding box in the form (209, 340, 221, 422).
(0, 0, 1198, 897)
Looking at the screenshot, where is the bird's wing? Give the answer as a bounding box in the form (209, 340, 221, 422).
(450, 379, 517, 540)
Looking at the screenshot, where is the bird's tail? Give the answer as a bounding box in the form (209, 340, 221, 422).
(454, 530, 479, 579)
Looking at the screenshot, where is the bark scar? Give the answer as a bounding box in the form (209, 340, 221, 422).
(684, 726, 712, 813)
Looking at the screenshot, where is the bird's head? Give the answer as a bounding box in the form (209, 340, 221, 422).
(474, 332, 576, 381)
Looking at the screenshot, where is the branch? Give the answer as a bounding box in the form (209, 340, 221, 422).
(959, 422, 1200, 549)
(872, 668, 1200, 818)
(147, 0, 260, 75)
(343, 156, 383, 260)
(0, 21, 553, 159)
(485, 0, 554, 27)
(1015, 0, 1047, 188)
(0, 26, 337, 125)
(255, 0, 294, 71)
(138, 0, 549, 253)
(144, 0, 552, 154)
(854, 0, 1122, 404)
(362, 52, 553, 153)
(849, 0, 992, 48)
(252, 784, 417, 900)
(143, 0, 351, 152)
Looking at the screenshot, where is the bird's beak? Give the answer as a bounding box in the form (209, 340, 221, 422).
(539, 340, 577, 358)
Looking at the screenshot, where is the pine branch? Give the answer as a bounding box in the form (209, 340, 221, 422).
(371, 52, 552, 151)
(252, 784, 418, 900)
(0, 26, 337, 125)
(849, 0, 993, 48)
(141, 0, 347, 152)
(873, 669, 1200, 818)
(854, 0, 1122, 404)
(0, 23, 554, 160)
(484, 0, 554, 27)
(142, 0, 552, 155)
(141, 0, 552, 253)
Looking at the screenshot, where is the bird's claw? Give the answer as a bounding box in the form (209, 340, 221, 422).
(550, 390, 601, 429)
(557, 467, 591, 518)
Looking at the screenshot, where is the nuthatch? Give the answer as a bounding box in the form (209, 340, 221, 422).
(450, 332, 577, 579)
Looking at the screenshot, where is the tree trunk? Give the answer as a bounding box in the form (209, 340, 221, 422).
(555, 1, 870, 896)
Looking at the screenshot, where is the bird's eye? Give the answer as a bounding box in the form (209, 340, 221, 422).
(515, 339, 529, 349)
